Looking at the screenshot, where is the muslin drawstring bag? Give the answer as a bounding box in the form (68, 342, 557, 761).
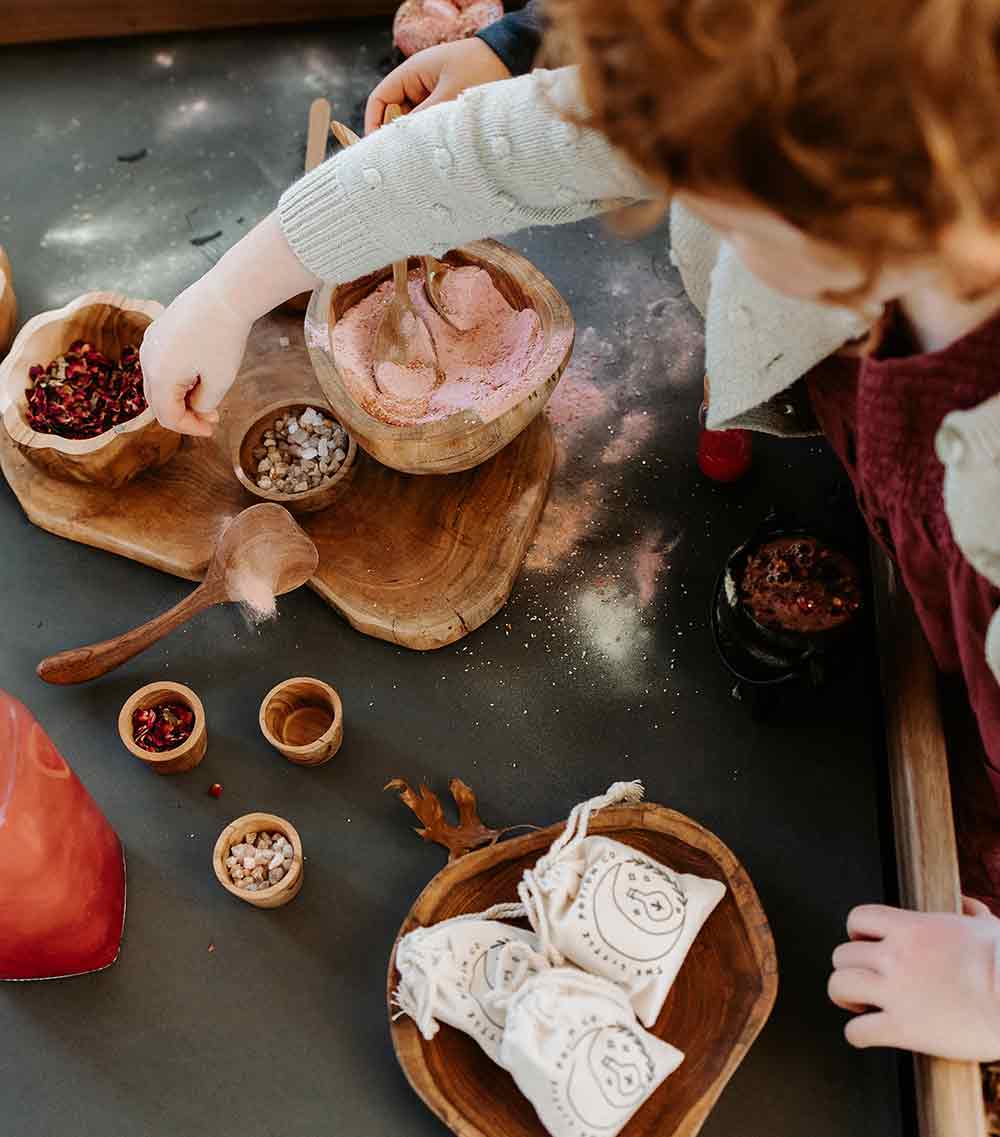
(518, 782, 727, 1026)
(500, 967, 684, 1137)
(392, 912, 549, 1062)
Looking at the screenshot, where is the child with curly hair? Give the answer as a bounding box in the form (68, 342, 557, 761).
(141, 0, 1000, 1062)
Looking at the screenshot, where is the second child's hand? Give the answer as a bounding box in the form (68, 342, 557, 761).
(364, 39, 511, 135)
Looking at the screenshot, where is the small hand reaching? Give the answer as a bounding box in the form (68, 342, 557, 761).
(364, 39, 512, 135)
(140, 279, 250, 437)
(829, 899, 1000, 1061)
(140, 213, 319, 437)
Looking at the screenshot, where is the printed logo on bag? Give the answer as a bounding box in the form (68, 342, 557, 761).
(576, 850, 688, 972)
(551, 1019, 657, 1136)
(458, 936, 536, 1043)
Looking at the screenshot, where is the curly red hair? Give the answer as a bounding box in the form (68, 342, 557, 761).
(551, 0, 1000, 292)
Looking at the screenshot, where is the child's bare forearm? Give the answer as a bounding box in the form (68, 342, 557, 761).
(206, 213, 319, 320)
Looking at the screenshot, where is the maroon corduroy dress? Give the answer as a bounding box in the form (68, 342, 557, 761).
(807, 310, 1000, 909)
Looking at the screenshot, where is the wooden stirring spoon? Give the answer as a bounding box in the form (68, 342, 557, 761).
(37, 504, 319, 685)
(370, 104, 443, 414)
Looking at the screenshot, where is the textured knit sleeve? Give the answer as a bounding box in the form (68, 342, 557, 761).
(477, 2, 545, 76)
(937, 392, 1000, 684)
(277, 67, 653, 283)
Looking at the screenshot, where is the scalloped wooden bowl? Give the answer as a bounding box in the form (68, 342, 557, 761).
(0, 247, 16, 358)
(0, 291, 181, 488)
(232, 398, 357, 515)
(305, 239, 574, 475)
(388, 804, 777, 1137)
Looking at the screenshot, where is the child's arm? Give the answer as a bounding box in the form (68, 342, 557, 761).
(142, 67, 653, 436)
(829, 899, 1000, 1061)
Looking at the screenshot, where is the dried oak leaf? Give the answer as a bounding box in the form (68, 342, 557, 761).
(385, 777, 501, 861)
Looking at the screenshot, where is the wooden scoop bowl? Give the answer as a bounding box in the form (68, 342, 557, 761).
(37, 504, 319, 685)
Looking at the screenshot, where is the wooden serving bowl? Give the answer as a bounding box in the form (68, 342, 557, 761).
(232, 398, 357, 515)
(0, 291, 181, 488)
(259, 676, 343, 766)
(305, 239, 574, 475)
(388, 804, 777, 1137)
(0, 246, 17, 357)
(213, 811, 304, 909)
(117, 680, 207, 775)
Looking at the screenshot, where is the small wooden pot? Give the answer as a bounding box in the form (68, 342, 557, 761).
(117, 681, 207, 775)
(232, 398, 357, 516)
(259, 677, 343, 766)
(0, 291, 181, 488)
(213, 812, 303, 909)
(0, 247, 17, 357)
(305, 239, 574, 475)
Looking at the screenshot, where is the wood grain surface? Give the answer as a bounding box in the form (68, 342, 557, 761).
(0, 247, 16, 358)
(0, 2, 397, 46)
(0, 310, 554, 651)
(871, 544, 988, 1137)
(388, 803, 778, 1137)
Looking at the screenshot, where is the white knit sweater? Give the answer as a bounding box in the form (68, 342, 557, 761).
(279, 67, 1000, 683)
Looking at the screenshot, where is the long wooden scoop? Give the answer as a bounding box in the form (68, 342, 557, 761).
(37, 504, 319, 685)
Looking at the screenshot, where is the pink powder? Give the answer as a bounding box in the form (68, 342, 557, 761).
(393, 0, 503, 56)
(601, 410, 655, 464)
(332, 267, 546, 427)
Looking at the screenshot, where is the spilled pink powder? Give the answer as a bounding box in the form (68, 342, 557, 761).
(333, 266, 546, 426)
(602, 410, 655, 464)
(631, 527, 680, 607)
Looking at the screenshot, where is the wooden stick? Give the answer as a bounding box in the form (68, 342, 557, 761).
(870, 542, 987, 1137)
(304, 98, 331, 174)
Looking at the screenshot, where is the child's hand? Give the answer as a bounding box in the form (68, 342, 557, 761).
(140, 279, 251, 437)
(141, 214, 318, 436)
(364, 39, 511, 134)
(829, 899, 1000, 1061)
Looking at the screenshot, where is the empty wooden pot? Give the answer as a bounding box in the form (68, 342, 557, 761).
(305, 239, 574, 475)
(232, 399, 357, 515)
(117, 681, 207, 775)
(0, 291, 181, 487)
(213, 812, 303, 909)
(259, 677, 343, 766)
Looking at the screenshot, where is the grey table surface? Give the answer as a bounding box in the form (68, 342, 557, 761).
(0, 19, 905, 1137)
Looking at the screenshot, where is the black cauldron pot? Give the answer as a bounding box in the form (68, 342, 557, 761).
(711, 511, 863, 718)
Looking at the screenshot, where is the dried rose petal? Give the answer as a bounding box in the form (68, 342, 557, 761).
(131, 702, 195, 753)
(26, 340, 148, 440)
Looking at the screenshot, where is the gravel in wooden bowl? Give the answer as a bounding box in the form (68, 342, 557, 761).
(213, 812, 303, 909)
(232, 398, 356, 515)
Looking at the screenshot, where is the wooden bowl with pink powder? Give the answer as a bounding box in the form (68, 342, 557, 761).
(304, 240, 574, 476)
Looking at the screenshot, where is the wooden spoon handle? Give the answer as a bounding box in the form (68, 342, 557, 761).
(37, 585, 220, 685)
(383, 106, 411, 300)
(305, 97, 332, 172)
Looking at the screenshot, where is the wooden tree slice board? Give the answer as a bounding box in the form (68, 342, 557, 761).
(388, 804, 778, 1137)
(0, 312, 555, 651)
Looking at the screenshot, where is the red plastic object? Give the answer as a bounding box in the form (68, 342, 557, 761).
(697, 400, 753, 483)
(0, 691, 125, 980)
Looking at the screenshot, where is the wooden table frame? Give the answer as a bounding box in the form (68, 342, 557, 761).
(0, 2, 397, 46)
(872, 543, 988, 1137)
